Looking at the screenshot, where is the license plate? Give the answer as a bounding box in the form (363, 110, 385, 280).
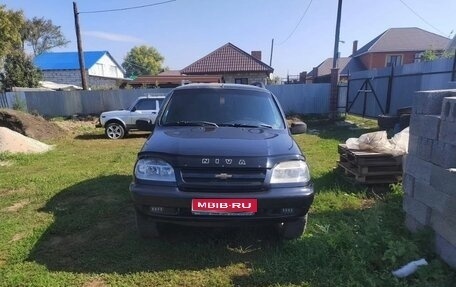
(192, 198, 257, 215)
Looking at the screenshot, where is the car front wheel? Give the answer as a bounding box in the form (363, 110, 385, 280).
(105, 122, 126, 139)
(277, 214, 308, 240)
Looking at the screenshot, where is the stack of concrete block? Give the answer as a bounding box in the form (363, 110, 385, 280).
(403, 89, 456, 268)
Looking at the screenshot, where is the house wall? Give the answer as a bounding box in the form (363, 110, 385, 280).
(403, 89, 456, 268)
(88, 54, 124, 79)
(222, 72, 269, 84)
(358, 52, 421, 69)
(41, 70, 121, 90)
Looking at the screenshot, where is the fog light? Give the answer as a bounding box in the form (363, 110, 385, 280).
(149, 206, 178, 215)
(281, 208, 295, 215)
(150, 206, 164, 213)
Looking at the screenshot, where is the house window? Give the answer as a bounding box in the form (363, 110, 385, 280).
(95, 63, 104, 76)
(386, 55, 402, 67)
(109, 65, 119, 77)
(414, 52, 424, 63)
(235, 78, 248, 84)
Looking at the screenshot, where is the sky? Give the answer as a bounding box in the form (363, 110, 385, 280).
(2, 0, 455, 78)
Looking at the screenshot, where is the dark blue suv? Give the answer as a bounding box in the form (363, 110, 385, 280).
(130, 83, 314, 239)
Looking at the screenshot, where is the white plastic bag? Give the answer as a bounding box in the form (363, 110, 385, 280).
(344, 128, 409, 156)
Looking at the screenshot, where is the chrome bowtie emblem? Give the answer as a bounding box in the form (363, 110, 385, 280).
(215, 173, 233, 180)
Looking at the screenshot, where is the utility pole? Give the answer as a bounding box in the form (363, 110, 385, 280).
(73, 1, 88, 90)
(332, 0, 343, 69)
(330, 0, 343, 119)
(269, 38, 274, 67)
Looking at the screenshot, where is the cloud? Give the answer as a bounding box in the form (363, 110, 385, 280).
(84, 31, 144, 43)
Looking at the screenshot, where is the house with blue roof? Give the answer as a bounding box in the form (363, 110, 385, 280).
(34, 51, 125, 89)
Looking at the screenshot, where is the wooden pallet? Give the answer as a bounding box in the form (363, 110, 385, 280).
(338, 144, 402, 166)
(337, 144, 403, 185)
(337, 164, 402, 184)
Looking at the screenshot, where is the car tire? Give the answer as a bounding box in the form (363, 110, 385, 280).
(105, 122, 126, 139)
(135, 210, 159, 239)
(277, 214, 308, 240)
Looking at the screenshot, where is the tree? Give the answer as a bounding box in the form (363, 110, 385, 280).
(0, 5, 25, 59)
(22, 17, 69, 56)
(1, 51, 42, 91)
(122, 45, 164, 77)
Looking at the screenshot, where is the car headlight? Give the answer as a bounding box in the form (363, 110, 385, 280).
(270, 160, 310, 184)
(135, 158, 176, 182)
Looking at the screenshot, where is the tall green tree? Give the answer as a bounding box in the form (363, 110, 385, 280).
(122, 45, 164, 77)
(23, 17, 69, 56)
(0, 5, 25, 59)
(1, 51, 42, 90)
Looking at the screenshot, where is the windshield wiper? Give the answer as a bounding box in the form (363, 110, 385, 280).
(220, 123, 273, 129)
(163, 121, 219, 127)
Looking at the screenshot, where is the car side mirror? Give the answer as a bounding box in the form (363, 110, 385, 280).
(290, 121, 307, 134)
(136, 119, 154, 131)
(131, 107, 137, 112)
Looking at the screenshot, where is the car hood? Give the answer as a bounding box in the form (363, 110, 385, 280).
(101, 110, 129, 117)
(141, 126, 300, 157)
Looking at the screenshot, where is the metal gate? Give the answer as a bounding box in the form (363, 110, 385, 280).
(346, 67, 394, 117)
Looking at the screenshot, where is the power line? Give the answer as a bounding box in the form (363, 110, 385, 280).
(278, 0, 313, 45)
(79, 0, 176, 14)
(398, 0, 445, 35)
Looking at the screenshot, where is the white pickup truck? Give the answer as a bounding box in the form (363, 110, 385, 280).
(97, 95, 165, 139)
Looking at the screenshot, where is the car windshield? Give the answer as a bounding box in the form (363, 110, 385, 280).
(160, 88, 285, 129)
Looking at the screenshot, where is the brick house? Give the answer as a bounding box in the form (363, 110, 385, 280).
(34, 51, 125, 89)
(307, 27, 450, 83)
(352, 27, 450, 69)
(180, 43, 274, 85)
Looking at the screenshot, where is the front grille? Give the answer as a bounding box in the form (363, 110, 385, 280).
(179, 168, 267, 192)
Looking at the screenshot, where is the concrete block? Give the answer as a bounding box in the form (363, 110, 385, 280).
(409, 114, 441, 139)
(404, 154, 435, 184)
(414, 180, 456, 217)
(431, 141, 456, 168)
(435, 234, 456, 269)
(403, 195, 431, 226)
(402, 173, 415, 196)
(430, 164, 456, 197)
(430, 211, 456, 247)
(440, 96, 456, 122)
(405, 213, 426, 233)
(408, 135, 433, 161)
(439, 120, 456, 145)
(414, 90, 456, 115)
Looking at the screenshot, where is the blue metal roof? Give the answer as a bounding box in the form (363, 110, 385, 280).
(34, 51, 110, 70)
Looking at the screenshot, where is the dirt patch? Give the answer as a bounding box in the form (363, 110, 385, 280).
(0, 188, 26, 197)
(83, 279, 107, 287)
(0, 109, 65, 141)
(2, 199, 30, 212)
(0, 160, 12, 167)
(9, 232, 27, 243)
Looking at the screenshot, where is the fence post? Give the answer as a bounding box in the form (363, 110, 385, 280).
(330, 68, 340, 119)
(385, 66, 394, 114)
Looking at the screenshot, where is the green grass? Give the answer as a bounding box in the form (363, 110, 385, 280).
(0, 116, 455, 287)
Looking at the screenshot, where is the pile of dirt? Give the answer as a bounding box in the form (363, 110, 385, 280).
(0, 109, 65, 141)
(0, 127, 53, 154)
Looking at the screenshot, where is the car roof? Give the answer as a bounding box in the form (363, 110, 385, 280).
(173, 83, 268, 93)
(137, 95, 166, 99)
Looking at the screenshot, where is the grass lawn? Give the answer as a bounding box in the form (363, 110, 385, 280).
(0, 115, 455, 287)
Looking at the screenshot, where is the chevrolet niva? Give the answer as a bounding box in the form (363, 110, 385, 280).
(130, 83, 314, 239)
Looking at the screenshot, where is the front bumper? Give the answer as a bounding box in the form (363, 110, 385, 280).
(130, 183, 314, 227)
